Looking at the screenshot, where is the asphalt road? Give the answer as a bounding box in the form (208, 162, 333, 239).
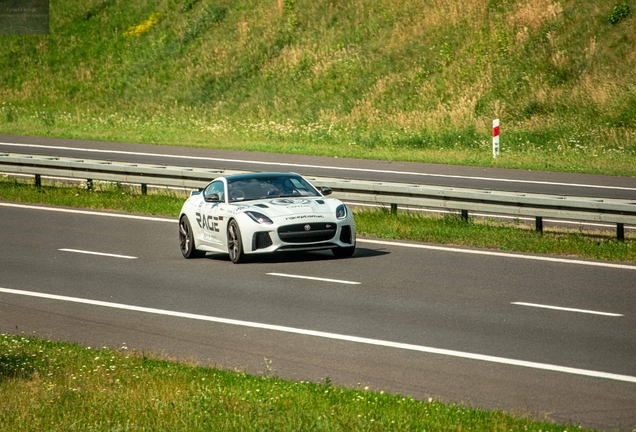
(1, 202, 635, 430)
(1, 134, 636, 200)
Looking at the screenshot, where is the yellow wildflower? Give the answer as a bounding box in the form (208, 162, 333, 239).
(123, 13, 161, 39)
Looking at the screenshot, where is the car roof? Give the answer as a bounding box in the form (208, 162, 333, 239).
(223, 172, 301, 182)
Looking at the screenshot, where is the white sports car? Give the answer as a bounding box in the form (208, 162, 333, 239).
(178, 172, 356, 263)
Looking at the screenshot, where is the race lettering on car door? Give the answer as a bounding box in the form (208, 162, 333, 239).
(195, 212, 220, 232)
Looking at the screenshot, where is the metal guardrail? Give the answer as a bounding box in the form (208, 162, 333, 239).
(1, 152, 635, 240)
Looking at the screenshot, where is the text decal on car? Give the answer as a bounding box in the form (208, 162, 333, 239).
(285, 214, 325, 220)
(195, 212, 220, 232)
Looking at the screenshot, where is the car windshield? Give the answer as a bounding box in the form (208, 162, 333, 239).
(227, 175, 320, 202)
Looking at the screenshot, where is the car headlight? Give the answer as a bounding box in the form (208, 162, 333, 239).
(245, 211, 273, 224)
(335, 204, 347, 219)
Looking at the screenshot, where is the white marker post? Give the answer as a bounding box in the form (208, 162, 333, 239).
(492, 119, 500, 158)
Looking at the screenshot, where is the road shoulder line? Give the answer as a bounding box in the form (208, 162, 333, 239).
(1, 286, 635, 384)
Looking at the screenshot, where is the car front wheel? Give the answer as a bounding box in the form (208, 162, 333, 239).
(179, 215, 205, 259)
(227, 220, 246, 263)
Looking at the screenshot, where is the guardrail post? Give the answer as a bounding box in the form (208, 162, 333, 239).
(141, 184, 147, 195)
(86, 179, 93, 190)
(461, 210, 468, 222)
(34, 174, 41, 188)
(390, 204, 397, 215)
(617, 223, 625, 241)
(535, 217, 543, 234)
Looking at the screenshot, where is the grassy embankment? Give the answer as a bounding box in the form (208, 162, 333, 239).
(2, 176, 634, 262)
(0, 0, 635, 175)
(0, 333, 593, 431)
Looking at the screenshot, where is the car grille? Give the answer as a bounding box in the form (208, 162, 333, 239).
(277, 223, 337, 244)
(252, 232, 273, 251)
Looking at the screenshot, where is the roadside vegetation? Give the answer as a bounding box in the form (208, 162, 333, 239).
(0, 333, 592, 431)
(2, 176, 634, 262)
(1, 0, 635, 175)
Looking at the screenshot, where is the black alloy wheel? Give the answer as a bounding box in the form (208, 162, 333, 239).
(179, 215, 205, 258)
(227, 220, 246, 263)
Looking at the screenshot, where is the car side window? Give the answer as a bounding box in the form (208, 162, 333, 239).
(203, 181, 225, 202)
(288, 178, 314, 195)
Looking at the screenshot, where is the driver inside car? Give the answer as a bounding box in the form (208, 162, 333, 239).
(270, 178, 298, 197)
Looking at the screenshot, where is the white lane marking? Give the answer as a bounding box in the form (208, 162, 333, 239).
(2, 142, 635, 192)
(59, 249, 137, 260)
(3, 202, 636, 271)
(1, 286, 635, 384)
(0, 202, 176, 222)
(357, 239, 636, 271)
(512, 302, 623, 317)
(267, 272, 360, 285)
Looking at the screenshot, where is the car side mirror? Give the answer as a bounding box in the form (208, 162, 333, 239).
(320, 186, 332, 196)
(205, 193, 220, 202)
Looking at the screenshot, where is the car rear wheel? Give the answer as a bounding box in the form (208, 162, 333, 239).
(227, 220, 246, 264)
(332, 245, 355, 258)
(179, 215, 205, 258)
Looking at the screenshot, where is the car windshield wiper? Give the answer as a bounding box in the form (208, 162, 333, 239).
(278, 193, 320, 198)
(231, 197, 258, 203)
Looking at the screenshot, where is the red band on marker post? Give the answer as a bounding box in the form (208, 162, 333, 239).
(492, 119, 500, 158)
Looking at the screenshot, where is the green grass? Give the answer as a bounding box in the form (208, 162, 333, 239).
(1, 176, 634, 263)
(1, 0, 635, 176)
(0, 176, 186, 216)
(0, 333, 592, 431)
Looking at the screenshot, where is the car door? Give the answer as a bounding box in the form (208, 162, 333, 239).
(195, 180, 226, 248)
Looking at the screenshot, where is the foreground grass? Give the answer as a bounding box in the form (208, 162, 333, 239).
(1, 176, 634, 263)
(0, 333, 591, 431)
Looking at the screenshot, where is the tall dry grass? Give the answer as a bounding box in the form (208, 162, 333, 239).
(0, 0, 634, 174)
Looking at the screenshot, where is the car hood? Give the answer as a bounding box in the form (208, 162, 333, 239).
(231, 197, 341, 221)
